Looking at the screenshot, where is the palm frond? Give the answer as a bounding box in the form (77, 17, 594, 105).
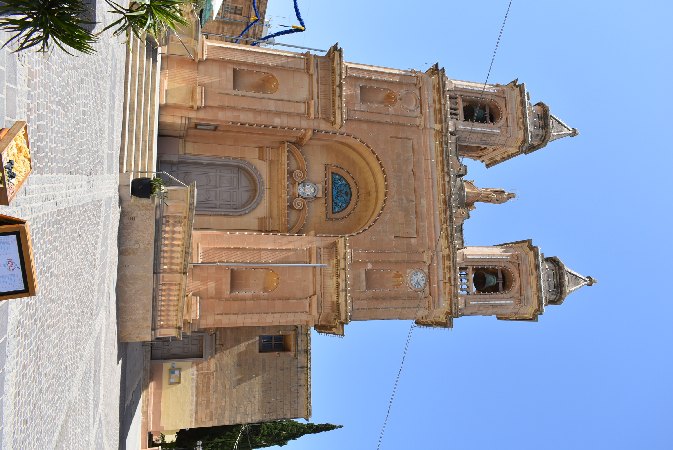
(0, 0, 97, 54)
(100, 0, 190, 41)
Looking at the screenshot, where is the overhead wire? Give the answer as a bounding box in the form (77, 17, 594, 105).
(466, 0, 513, 130)
(375, 2, 514, 449)
(375, 302, 423, 450)
(480, 0, 513, 95)
(375, 233, 444, 450)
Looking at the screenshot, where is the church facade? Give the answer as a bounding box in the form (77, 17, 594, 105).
(145, 32, 594, 435)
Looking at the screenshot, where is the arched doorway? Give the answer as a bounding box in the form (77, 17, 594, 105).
(160, 156, 264, 215)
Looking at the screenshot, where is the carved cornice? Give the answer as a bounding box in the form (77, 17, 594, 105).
(326, 44, 345, 128)
(426, 64, 459, 326)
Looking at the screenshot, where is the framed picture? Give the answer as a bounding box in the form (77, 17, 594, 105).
(0, 121, 32, 206)
(168, 368, 182, 385)
(0, 215, 37, 301)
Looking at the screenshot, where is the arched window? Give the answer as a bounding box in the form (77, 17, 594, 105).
(461, 99, 502, 124)
(233, 68, 279, 94)
(331, 172, 352, 214)
(325, 166, 359, 221)
(360, 85, 397, 107)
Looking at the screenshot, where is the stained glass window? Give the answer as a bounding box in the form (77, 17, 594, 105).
(331, 172, 352, 214)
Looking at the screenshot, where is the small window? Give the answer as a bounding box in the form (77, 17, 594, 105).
(462, 99, 502, 124)
(259, 335, 290, 353)
(195, 123, 218, 131)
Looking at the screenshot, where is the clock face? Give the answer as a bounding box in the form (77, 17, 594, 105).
(408, 270, 427, 290)
(298, 181, 318, 199)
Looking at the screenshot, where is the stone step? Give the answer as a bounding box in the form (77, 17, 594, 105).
(145, 46, 161, 175)
(119, 34, 136, 175)
(120, 34, 160, 179)
(120, 35, 143, 174)
(138, 44, 159, 176)
(132, 38, 149, 175)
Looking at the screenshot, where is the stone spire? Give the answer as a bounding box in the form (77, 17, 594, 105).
(548, 114, 579, 143)
(522, 101, 580, 155)
(541, 256, 596, 306)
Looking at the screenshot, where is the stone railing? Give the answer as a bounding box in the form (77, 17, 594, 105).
(153, 180, 196, 338)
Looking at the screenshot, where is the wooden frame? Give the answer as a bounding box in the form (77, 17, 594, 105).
(0, 121, 32, 205)
(0, 215, 37, 301)
(258, 334, 294, 353)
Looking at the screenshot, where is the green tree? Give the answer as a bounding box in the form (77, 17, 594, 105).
(169, 420, 342, 450)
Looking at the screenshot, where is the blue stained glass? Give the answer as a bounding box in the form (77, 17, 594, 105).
(331, 173, 352, 214)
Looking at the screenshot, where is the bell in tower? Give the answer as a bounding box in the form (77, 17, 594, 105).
(455, 241, 595, 322)
(446, 78, 578, 168)
(473, 269, 505, 294)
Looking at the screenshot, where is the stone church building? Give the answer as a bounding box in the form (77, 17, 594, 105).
(135, 3, 595, 436)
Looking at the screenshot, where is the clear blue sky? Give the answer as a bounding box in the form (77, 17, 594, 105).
(259, 1, 673, 449)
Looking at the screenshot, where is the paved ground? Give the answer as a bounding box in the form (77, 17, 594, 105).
(0, 2, 128, 448)
(119, 342, 148, 450)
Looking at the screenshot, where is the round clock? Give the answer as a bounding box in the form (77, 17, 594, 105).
(298, 181, 318, 199)
(408, 269, 428, 291)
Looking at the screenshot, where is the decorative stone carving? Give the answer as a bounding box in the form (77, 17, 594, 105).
(464, 180, 515, 210)
(292, 197, 307, 210)
(292, 169, 306, 182)
(399, 90, 420, 111)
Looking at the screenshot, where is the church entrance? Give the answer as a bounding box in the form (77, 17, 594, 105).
(160, 156, 264, 215)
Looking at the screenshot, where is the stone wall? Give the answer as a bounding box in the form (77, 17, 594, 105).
(117, 174, 156, 342)
(193, 325, 310, 426)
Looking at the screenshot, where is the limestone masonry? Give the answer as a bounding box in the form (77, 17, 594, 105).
(117, 1, 594, 438)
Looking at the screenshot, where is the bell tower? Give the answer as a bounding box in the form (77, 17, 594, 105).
(455, 240, 595, 321)
(446, 78, 578, 167)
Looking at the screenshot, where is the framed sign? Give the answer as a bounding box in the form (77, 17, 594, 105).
(0, 215, 37, 301)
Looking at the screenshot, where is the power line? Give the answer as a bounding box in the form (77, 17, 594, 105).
(481, 0, 513, 92)
(375, 2, 514, 448)
(463, 0, 513, 158)
(375, 316, 420, 450)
